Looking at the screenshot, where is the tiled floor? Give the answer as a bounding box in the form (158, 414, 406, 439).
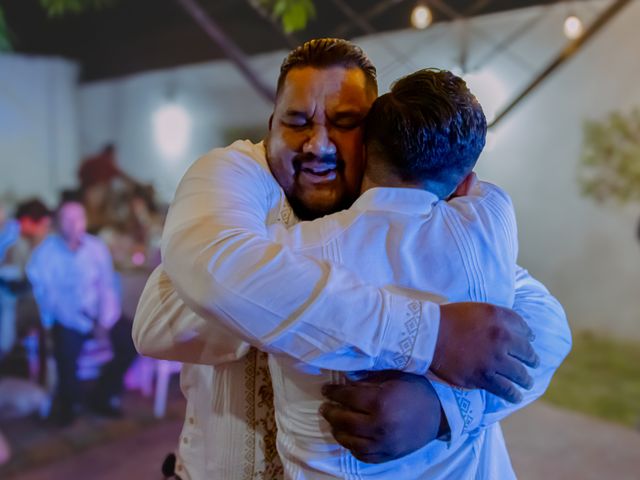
(503, 402, 640, 480)
(4, 400, 640, 479)
(0, 382, 186, 479)
(7, 420, 182, 480)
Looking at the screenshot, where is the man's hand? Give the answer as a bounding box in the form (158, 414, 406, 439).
(93, 324, 110, 344)
(320, 371, 444, 464)
(432, 302, 539, 403)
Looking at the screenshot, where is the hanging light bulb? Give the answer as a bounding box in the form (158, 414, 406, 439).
(153, 103, 191, 159)
(411, 3, 433, 30)
(563, 15, 584, 40)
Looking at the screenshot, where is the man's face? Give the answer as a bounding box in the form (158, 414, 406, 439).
(19, 217, 51, 240)
(58, 202, 87, 246)
(266, 66, 376, 219)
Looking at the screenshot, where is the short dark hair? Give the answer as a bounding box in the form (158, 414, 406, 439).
(277, 38, 378, 97)
(364, 69, 487, 197)
(15, 198, 51, 221)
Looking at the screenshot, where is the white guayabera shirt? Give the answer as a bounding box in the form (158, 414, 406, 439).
(266, 180, 520, 478)
(133, 140, 571, 479)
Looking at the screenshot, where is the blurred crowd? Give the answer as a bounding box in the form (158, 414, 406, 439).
(0, 145, 166, 465)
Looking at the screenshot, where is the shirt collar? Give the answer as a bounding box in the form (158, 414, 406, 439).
(52, 233, 88, 252)
(351, 187, 440, 215)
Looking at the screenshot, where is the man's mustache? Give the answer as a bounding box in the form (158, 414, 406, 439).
(293, 154, 343, 170)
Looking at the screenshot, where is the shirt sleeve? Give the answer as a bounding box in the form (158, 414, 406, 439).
(95, 239, 121, 330)
(432, 266, 572, 444)
(161, 146, 440, 374)
(0, 219, 20, 264)
(132, 265, 252, 365)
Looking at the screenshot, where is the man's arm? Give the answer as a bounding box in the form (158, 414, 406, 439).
(413, 267, 571, 446)
(0, 219, 19, 263)
(132, 265, 251, 365)
(95, 240, 121, 330)
(472, 266, 572, 427)
(162, 145, 439, 374)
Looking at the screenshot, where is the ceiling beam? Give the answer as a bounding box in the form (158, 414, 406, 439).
(469, 7, 549, 72)
(465, 0, 494, 17)
(330, 0, 379, 36)
(330, 0, 417, 71)
(332, 0, 410, 38)
(429, 0, 532, 71)
(490, 0, 632, 128)
(246, 0, 300, 49)
(175, 0, 275, 102)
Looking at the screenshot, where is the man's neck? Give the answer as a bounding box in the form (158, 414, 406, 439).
(360, 167, 451, 199)
(360, 172, 428, 195)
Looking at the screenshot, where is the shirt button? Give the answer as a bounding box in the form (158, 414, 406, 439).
(189, 417, 195, 425)
(183, 437, 189, 445)
(177, 464, 183, 472)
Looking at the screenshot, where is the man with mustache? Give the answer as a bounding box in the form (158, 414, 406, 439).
(134, 38, 570, 479)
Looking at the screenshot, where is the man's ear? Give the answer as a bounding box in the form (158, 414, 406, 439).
(268, 114, 274, 131)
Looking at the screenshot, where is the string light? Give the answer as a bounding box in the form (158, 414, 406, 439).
(411, 4, 433, 30)
(563, 15, 584, 40)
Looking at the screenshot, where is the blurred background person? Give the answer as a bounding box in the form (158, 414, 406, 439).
(0, 203, 20, 357)
(0, 429, 9, 467)
(0, 204, 19, 264)
(27, 197, 137, 426)
(0, 199, 52, 359)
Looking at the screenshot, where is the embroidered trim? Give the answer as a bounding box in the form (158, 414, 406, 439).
(239, 194, 289, 479)
(452, 387, 474, 433)
(241, 348, 284, 480)
(254, 351, 284, 479)
(392, 300, 422, 369)
(243, 348, 258, 480)
(276, 200, 295, 227)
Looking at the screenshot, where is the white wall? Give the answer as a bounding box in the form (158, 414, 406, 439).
(476, 1, 640, 340)
(78, 58, 281, 200)
(0, 55, 80, 205)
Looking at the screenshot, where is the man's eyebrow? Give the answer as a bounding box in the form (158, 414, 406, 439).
(330, 110, 366, 121)
(283, 109, 308, 117)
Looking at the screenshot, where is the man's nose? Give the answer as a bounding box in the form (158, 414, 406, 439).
(303, 126, 336, 157)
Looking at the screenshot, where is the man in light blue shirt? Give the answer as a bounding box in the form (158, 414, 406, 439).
(0, 204, 24, 356)
(28, 197, 136, 425)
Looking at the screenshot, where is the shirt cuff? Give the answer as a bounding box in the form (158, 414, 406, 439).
(374, 292, 440, 375)
(428, 374, 484, 446)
